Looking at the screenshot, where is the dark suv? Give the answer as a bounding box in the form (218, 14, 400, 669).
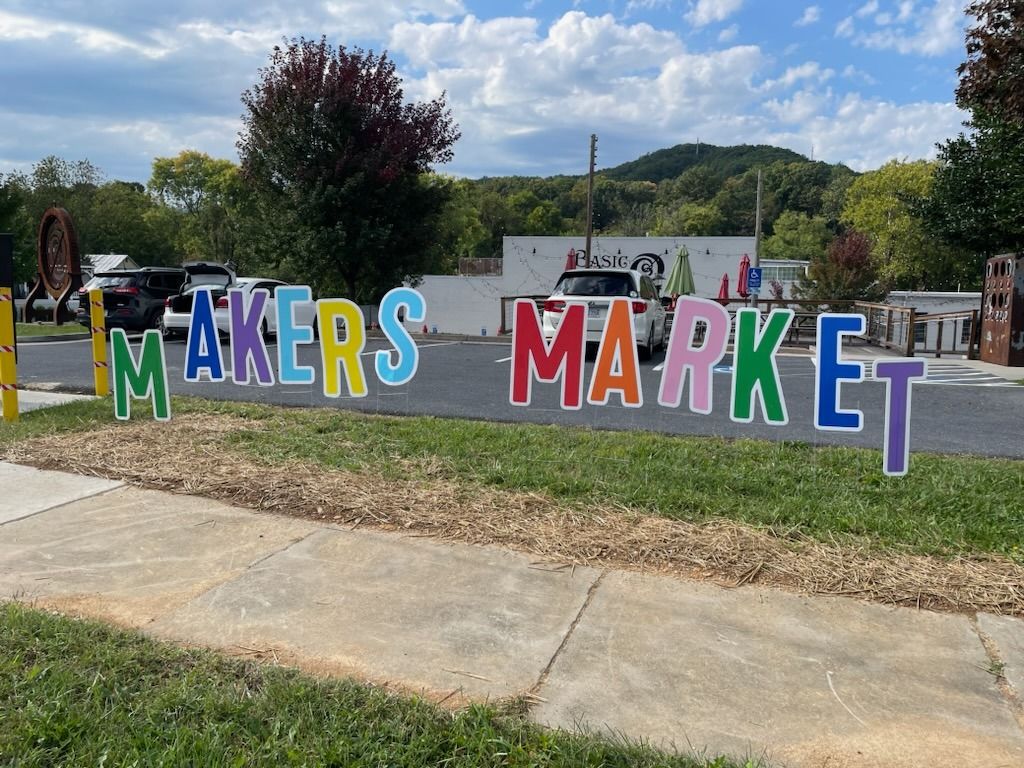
(76, 267, 186, 332)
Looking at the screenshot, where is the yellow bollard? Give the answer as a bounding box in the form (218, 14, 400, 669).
(89, 288, 109, 397)
(0, 286, 17, 422)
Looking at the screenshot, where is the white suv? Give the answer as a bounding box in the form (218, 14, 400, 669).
(542, 269, 667, 360)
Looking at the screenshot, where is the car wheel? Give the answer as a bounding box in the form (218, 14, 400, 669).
(638, 323, 654, 361)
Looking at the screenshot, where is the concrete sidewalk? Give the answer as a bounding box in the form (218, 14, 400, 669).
(1, 461, 1023, 768)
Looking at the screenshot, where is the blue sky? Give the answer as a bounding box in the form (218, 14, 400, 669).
(0, 1, 970, 183)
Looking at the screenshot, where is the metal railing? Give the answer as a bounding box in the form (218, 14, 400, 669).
(498, 295, 980, 358)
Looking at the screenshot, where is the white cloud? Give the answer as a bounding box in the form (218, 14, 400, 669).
(765, 95, 966, 171)
(837, 0, 965, 57)
(323, 0, 465, 39)
(718, 24, 738, 42)
(684, 0, 743, 28)
(760, 61, 834, 91)
(0, 9, 169, 58)
(794, 6, 821, 27)
(176, 20, 283, 54)
(855, 1, 879, 18)
(842, 64, 878, 85)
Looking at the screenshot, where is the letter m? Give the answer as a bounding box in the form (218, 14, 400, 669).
(509, 299, 586, 409)
(112, 328, 171, 421)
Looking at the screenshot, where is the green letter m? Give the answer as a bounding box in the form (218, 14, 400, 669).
(111, 328, 171, 421)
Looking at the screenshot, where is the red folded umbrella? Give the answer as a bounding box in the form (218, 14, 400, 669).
(565, 248, 577, 272)
(737, 253, 750, 298)
(717, 273, 730, 302)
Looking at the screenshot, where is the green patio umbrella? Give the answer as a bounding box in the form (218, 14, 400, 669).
(663, 246, 695, 308)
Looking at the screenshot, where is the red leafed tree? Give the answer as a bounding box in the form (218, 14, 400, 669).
(957, 0, 1024, 121)
(795, 229, 885, 301)
(238, 37, 460, 301)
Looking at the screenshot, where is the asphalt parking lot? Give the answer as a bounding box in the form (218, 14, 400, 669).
(14, 335, 1024, 459)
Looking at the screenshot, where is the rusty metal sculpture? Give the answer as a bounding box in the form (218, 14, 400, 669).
(23, 208, 84, 324)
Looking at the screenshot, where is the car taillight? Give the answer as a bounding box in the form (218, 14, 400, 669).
(631, 301, 647, 313)
(215, 297, 229, 309)
(544, 300, 566, 313)
(164, 297, 171, 307)
(113, 286, 139, 295)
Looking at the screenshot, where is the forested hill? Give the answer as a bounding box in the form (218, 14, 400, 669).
(602, 143, 814, 183)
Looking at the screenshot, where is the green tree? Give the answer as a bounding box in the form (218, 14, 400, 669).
(924, 111, 1024, 257)
(841, 160, 965, 289)
(87, 181, 178, 265)
(238, 37, 460, 301)
(651, 201, 725, 236)
(762, 211, 832, 263)
(148, 151, 247, 265)
(524, 201, 564, 235)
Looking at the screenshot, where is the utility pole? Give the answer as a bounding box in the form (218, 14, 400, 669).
(753, 168, 763, 268)
(585, 133, 597, 268)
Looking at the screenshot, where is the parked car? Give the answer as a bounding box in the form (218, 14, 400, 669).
(75, 267, 186, 332)
(160, 262, 236, 340)
(542, 269, 667, 360)
(211, 277, 317, 338)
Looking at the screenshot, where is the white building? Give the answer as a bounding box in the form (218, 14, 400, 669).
(413, 235, 807, 336)
(886, 290, 983, 354)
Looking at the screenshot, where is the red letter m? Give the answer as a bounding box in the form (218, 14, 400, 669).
(509, 299, 586, 409)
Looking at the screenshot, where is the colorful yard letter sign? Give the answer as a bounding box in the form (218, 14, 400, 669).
(510, 298, 587, 409)
(588, 298, 642, 407)
(815, 314, 866, 431)
(658, 296, 730, 414)
(184, 288, 225, 382)
(276, 286, 316, 385)
(317, 298, 367, 398)
(376, 287, 425, 386)
(730, 308, 793, 425)
(229, 288, 275, 386)
(874, 359, 927, 476)
(111, 328, 170, 421)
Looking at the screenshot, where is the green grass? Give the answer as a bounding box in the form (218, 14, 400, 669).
(2, 396, 1023, 558)
(0, 603, 746, 767)
(15, 322, 87, 337)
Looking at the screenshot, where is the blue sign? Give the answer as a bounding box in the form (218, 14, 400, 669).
(747, 267, 762, 290)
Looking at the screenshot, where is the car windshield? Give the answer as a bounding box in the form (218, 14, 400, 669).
(91, 275, 136, 289)
(553, 274, 633, 297)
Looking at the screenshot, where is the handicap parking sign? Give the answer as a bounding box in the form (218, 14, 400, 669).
(747, 267, 762, 291)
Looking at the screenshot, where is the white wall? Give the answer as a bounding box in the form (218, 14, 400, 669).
(413, 235, 799, 335)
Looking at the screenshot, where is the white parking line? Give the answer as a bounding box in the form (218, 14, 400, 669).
(495, 355, 512, 363)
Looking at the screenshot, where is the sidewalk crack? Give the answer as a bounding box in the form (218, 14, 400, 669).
(529, 570, 606, 699)
(969, 614, 1024, 733)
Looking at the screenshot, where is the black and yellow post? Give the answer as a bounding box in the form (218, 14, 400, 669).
(0, 233, 18, 421)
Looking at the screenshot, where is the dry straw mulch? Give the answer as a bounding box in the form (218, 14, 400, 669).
(6, 414, 1023, 616)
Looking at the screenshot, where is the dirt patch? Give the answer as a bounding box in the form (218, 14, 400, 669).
(6, 414, 1023, 616)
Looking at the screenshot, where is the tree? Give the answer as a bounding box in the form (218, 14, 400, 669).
(651, 201, 724, 236)
(149, 151, 248, 265)
(841, 160, 965, 289)
(238, 37, 460, 301)
(87, 181, 179, 265)
(762, 211, 832, 263)
(924, 110, 1024, 257)
(957, 0, 1024, 123)
(794, 229, 884, 301)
